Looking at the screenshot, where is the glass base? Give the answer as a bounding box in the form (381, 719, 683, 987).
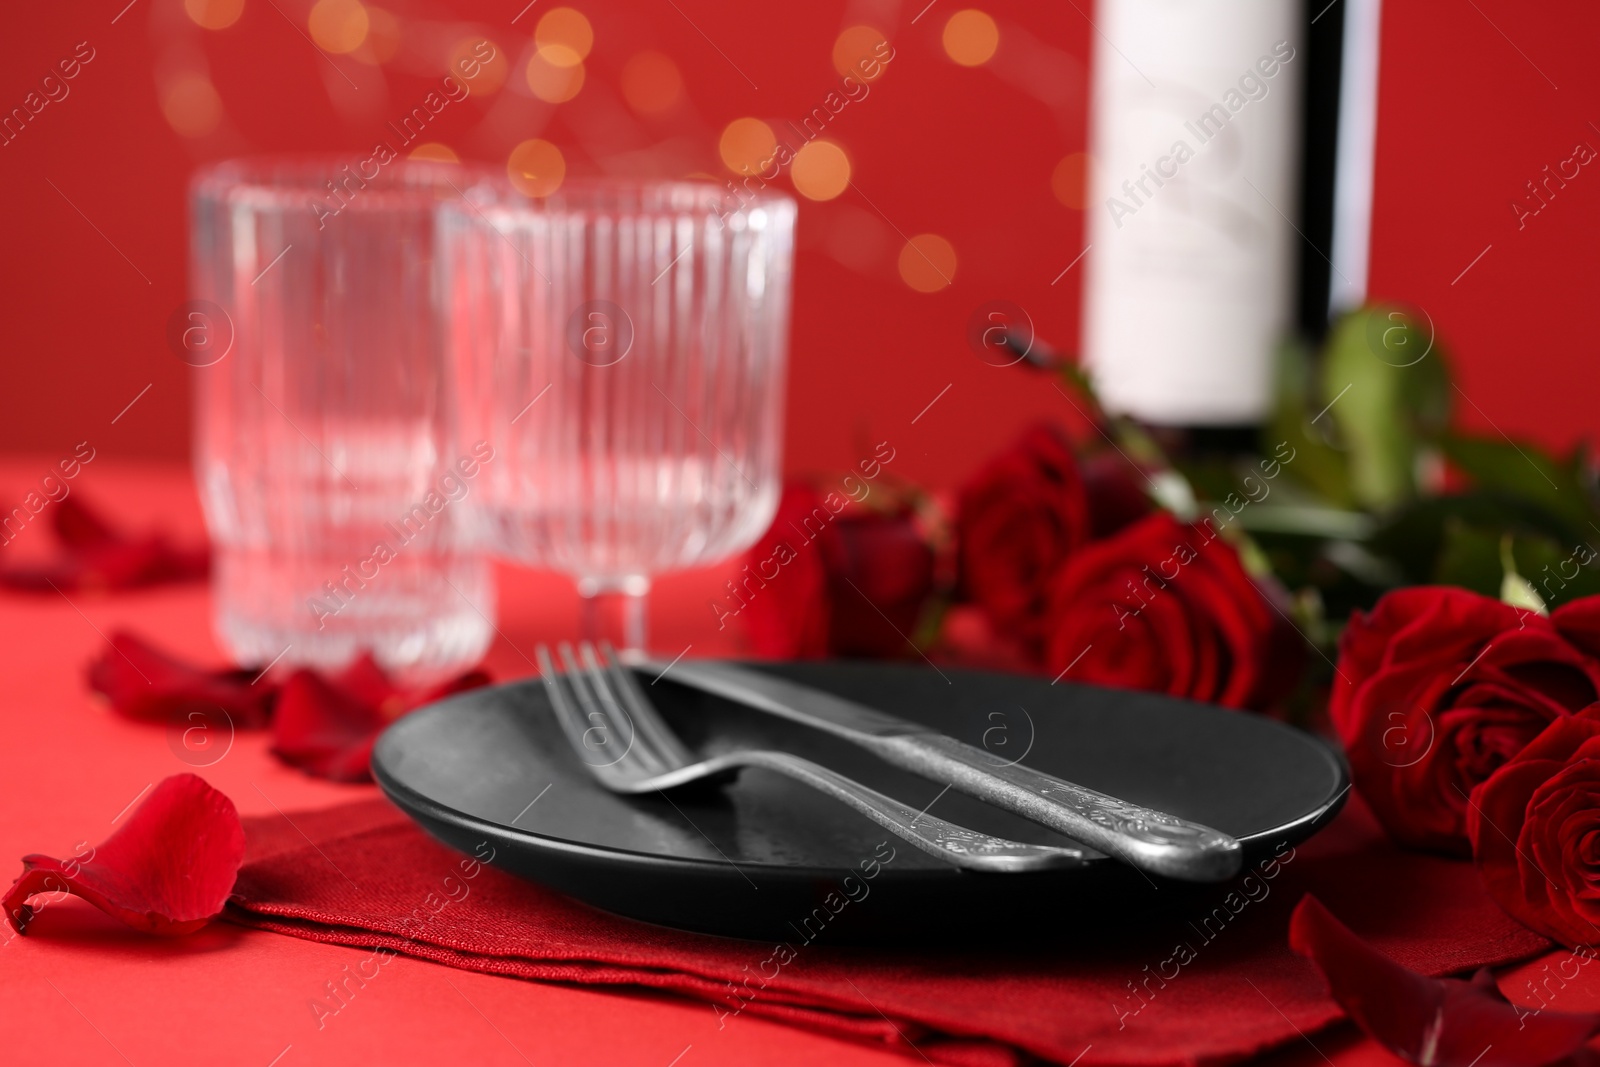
(212, 547, 495, 684)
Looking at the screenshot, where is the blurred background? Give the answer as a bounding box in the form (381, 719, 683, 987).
(0, 0, 1594, 489)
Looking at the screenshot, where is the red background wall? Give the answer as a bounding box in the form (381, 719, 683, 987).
(0, 0, 1593, 488)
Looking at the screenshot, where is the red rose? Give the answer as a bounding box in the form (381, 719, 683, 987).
(956, 423, 1089, 649)
(1041, 511, 1282, 709)
(1331, 587, 1600, 855)
(1081, 451, 1152, 540)
(1553, 595, 1600, 660)
(1469, 703, 1600, 947)
(735, 484, 935, 659)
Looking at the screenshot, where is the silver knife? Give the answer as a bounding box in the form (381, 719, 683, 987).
(640, 658, 1243, 882)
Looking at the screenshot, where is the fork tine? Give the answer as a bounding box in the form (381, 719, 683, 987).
(535, 643, 605, 762)
(572, 641, 668, 775)
(542, 641, 633, 771)
(592, 640, 696, 766)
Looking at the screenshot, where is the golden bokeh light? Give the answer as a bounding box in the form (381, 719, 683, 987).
(308, 0, 369, 54)
(184, 0, 245, 31)
(535, 8, 593, 65)
(1051, 152, 1090, 210)
(831, 25, 889, 81)
(508, 139, 565, 197)
(364, 7, 402, 63)
(408, 142, 460, 163)
(718, 117, 776, 174)
(791, 140, 850, 201)
(942, 10, 998, 67)
(621, 51, 682, 114)
(898, 234, 957, 293)
(525, 49, 585, 102)
(162, 73, 223, 138)
(449, 36, 507, 94)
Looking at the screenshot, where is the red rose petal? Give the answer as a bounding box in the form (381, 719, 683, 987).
(957, 422, 1090, 648)
(3, 774, 244, 937)
(1470, 707, 1600, 947)
(0, 495, 208, 593)
(1290, 894, 1600, 1067)
(1042, 512, 1284, 710)
(272, 657, 491, 782)
(52, 495, 122, 549)
(87, 630, 276, 728)
(1554, 598, 1600, 662)
(740, 485, 834, 658)
(273, 669, 387, 783)
(739, 483, 935, 660)
(1334, 587, 1600, 854)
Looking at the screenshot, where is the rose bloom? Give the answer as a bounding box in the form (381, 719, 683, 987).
(737, 484, 935, 660)
(1469, 703, 1600, 948)
(1041, 511, 1285, 709)
(1331, 587, 1600, 855)
(955, 423, 1089, 651)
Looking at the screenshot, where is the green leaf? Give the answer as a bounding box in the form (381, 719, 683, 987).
(1319, 307, 1452, 510)
(1266, 338, 1355, 508)
(1431, 521, 1502, 597)
(1439, 434, 1596, 536)
(1371, 490, 1582, 586)
(1430, 521, 1600, 608)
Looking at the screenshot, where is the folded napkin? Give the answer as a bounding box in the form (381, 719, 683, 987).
(228, 795, 1547, 1067)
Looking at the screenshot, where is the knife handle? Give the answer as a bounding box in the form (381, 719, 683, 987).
(865, 733, 1242, 882)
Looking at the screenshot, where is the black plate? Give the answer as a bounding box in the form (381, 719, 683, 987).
(373, 662, 1348, 942)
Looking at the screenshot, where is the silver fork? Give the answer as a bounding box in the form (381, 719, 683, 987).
(534, 641, 1099, 873)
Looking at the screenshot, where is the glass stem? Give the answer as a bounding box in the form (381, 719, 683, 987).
(576, 576, 651, 654)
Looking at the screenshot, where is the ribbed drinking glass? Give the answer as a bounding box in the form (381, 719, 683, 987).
(189, 158, 495, 680)
(443, 179, 796, 650)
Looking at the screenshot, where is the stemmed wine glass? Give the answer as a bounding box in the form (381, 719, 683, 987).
(442, 179, 796, 651)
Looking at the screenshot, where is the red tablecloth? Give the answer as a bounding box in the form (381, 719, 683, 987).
(1, 459, 1593, 1066)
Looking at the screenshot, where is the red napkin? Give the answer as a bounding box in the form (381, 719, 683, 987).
(227, 796, 1547, 1067)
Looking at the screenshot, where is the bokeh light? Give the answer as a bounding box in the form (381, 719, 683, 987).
(1051, 152, 1090, 209)
(364, 8, 402, 63)
(621, 51, 682, 114)
(942, 10, 999, 67)
(898, 234, 957, 292)
(535, 8, 593, 64)
(450, 36, 508, 94)
(508, 139, 565, 197)
(719, 117, 776, 174)
(161, 73, 224, 138)
(791, 140, 850, 201)
(409, 143, 460, 163)
(832, 25, 889, 81)
(525, 49, 585, 102)
(184, 0, 245, 31)
(308, 0, 369, 54)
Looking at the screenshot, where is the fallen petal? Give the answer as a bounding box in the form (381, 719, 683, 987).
(3, 774, 244, 937)
(87, 631, 275, 728)
(272, 669, 386, 783)
(1289, 895, 1600, 1067)
(0, 496, 208, 592)
(271, 661, 490, 783)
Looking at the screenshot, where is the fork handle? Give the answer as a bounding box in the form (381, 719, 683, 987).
(727, 750, 1095, 873)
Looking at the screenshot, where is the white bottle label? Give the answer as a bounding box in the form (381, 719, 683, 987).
(1082, 0, 1303, 425)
